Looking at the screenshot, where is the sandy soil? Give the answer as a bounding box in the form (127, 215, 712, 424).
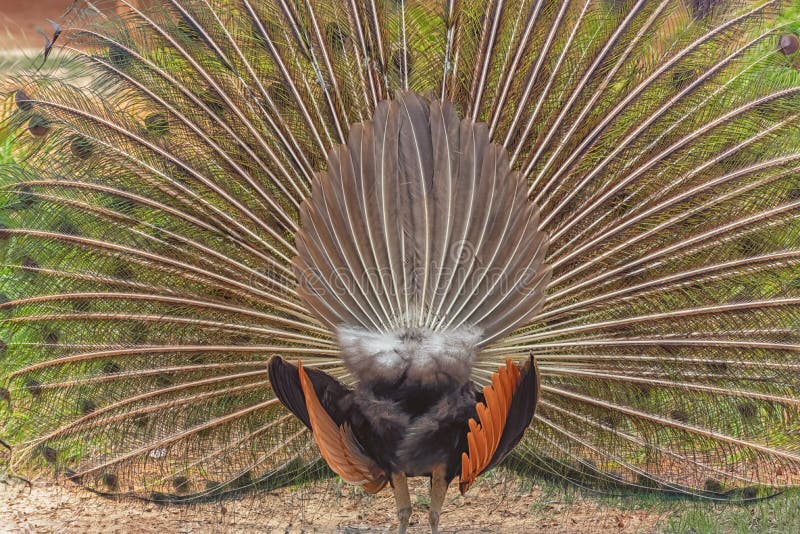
(0, 474, 671, 533)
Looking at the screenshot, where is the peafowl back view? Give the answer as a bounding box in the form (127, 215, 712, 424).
(2, 0, 800, 531)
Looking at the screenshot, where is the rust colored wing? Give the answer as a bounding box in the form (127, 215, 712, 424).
(460, 355, 540, 494)
(297, 361, 388, 493)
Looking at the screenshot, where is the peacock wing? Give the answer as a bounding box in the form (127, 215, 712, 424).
(291, 359, 387, 493)
(459, 356, 539, 493)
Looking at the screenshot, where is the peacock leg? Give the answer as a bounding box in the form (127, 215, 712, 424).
(429, 465, 449, 534)
(391, 472, 412, 534)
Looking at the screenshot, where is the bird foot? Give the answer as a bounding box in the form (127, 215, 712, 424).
(397, 506, 412, 534)
(429, 511, 440, 534)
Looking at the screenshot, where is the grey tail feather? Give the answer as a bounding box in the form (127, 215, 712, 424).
(294, 93, 550, 342)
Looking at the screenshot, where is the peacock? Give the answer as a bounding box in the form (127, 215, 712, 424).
(2, 0, 800, 532)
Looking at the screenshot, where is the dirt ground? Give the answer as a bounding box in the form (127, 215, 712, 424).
(0, 475, 671, 533)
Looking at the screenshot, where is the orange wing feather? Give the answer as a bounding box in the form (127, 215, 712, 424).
(460, 358, 523, 493)
(297, 361, 387, 493)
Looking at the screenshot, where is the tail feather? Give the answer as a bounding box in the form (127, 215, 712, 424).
(296, 93, 549, 336)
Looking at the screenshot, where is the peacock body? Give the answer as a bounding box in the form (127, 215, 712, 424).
(2, 0, 800, 531)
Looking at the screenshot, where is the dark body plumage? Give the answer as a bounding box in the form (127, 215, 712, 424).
(269, 352, 538, 487)
(270, 355, 477, 481)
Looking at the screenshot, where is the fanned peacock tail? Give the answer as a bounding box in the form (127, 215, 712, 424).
(1, 0, 800, 503)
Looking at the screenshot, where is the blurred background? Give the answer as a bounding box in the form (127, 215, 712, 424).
(0, 0, 74, 49)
